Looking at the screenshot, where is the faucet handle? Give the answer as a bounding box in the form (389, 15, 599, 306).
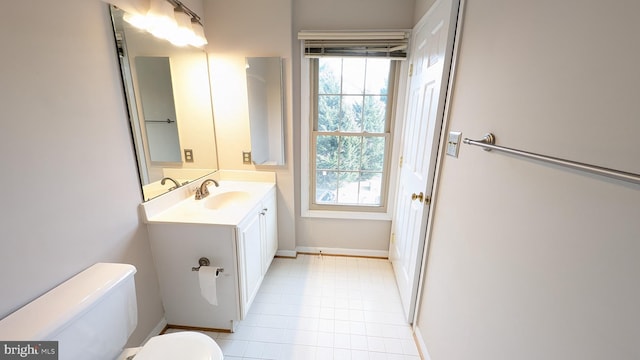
(194, 187, 203, 200)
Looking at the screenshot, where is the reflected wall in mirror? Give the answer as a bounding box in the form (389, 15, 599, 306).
(111, 6, 219, 201)
(245, 57, 285, 165)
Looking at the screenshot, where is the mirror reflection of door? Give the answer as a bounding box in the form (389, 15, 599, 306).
(135, 56, 182, 163)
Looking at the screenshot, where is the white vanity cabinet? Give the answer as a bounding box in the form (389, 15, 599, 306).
(237, 187, 278, 318)
(262, 192, 278, 273)
(143, 178, 277, 331)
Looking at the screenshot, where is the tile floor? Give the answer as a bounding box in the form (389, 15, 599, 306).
(167, 254, 420, 359)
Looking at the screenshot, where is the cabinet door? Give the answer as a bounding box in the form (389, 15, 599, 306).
(262, 193, 278, 273)
(237, 211, 263, 318)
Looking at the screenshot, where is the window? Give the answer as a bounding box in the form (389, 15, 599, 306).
(309, 57, 398, 212)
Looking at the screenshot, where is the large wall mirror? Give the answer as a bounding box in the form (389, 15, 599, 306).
(110, 6, 218, 201)
(246, 57, 285, 165)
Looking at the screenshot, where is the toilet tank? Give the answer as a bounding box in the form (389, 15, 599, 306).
(0, 263, 138, 360)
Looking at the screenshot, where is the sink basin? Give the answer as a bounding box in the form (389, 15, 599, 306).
(203, 191, 253, 210)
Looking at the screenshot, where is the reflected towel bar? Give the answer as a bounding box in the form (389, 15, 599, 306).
(145, 119, 175, 124)
(463, 133, 640, 185)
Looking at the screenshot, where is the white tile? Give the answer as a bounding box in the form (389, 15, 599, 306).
(383, 338, 404, 355)
(349, 321, 367, 336)
(283, 329, 318, 346)
(334, 333, 351, 349)
(199, 330, 221, 340)
(318, 318, 335, 333)
(216, 339, 247, 357)
(261, 342, 284, 359)
(365, 323, 385, 337)
(351, 350, 369, 360)
(349, 310, 365, 322)
(320, 307, 336, 319)
(316, 346, 335, 360)
(364, 311, 387, 324)
(243, 341, 266, 358)
(367, 336, 387, 352)
(321, 296, 336, 308)
(334, 348, 352, 360)
(282, 344, 316, 359)
(257, 314, 289, 328)
(382, 325, 413, 339)
(317, 331, 335, 348)
(401, 339, 420, 356)
(286, 316, 319, 331)
(349, 299, 364, 310)
(252, 327, 285, 343)
(335, 320, 351, 334)
(216, 325, 253, 341)
(335, 297, 350, 309)
(350, 334, 368, 351)
(299, 305, 321, 318)
(335, 308, 350, 321)
(368, 351, 389, 360)
(254, 292, 282, 304)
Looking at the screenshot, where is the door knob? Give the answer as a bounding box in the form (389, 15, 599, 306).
(411, 192, 431, 204)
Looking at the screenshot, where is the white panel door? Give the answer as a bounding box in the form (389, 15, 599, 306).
(390, 0, 459, 322)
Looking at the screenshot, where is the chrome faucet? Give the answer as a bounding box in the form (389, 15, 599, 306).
(195, 179, 219, 200)
(160, 177, 181, 190)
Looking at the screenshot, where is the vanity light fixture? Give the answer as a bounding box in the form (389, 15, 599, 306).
(190, 20, 208, 47)
(170, 9, 194, 46)
(123, 0, 208, 48)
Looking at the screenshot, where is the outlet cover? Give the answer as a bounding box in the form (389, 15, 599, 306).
(184, 149, 194, 162)
(242, 151, 252, 164)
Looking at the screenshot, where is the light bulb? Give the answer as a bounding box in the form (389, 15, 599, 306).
(123, 12, 149, 30)
(146, 0, 177, 40)
(168, 10, 193, 46)
(189, 21, 208, 47)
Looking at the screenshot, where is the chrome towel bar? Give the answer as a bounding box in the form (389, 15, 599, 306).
(463, 133, 640, 185)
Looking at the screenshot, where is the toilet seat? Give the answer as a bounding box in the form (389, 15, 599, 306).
(133, 331, 223, 360)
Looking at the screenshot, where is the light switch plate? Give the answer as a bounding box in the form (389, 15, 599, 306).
(446, 131, 462, 157)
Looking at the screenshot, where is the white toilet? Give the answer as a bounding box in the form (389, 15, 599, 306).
(0, 263, 223, 360)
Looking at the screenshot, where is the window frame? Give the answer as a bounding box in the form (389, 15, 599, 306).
(301, 54, 405, 220)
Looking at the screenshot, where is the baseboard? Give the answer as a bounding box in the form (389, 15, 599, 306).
(142, 317, 168, 345)
(413, 325, 431, 360)
(275, 249, 297, 258)
(295, 246, 388, 259)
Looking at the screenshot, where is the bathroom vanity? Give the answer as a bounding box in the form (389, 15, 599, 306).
(141, 171, 277, 331)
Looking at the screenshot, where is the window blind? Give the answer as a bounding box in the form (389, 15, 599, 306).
(298, 30, 410, 59)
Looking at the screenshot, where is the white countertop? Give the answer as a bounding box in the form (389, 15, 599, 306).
(144, 180, 275, 226)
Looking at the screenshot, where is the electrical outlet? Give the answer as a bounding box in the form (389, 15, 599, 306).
(184, 149, 194, 162)
(242, 151, 252, 164)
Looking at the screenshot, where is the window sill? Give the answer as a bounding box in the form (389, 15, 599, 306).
(302, 209, 392, 221)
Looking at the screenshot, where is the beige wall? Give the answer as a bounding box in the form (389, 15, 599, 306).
(292, 0, 415, 253)
(203, 0, 296, 252)
(0, 0, 164, 346)
(413, 0, 437, 25)
(415, 0, 640, 359)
